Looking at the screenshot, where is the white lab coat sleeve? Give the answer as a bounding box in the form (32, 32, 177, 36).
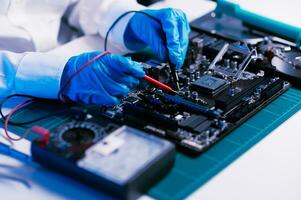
(68, 0, 145, 52)
(0, 51, 68, 99)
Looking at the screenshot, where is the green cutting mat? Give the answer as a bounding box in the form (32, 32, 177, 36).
(8, 88, 301, 200)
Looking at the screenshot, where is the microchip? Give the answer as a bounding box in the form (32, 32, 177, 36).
(193, 75, 226, 90)
(190, 75, 228, 96)
(123, 96, 139, 104)
(178, 114, 208, 130)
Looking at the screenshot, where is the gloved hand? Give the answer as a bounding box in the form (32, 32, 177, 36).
(60, 51, 145, 105)
(124, 8, 190, 69)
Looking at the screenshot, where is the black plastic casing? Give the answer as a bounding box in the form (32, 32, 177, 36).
(31, 131, 175, 200)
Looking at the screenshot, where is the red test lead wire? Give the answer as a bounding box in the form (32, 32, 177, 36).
(143, 75, 178, 94)
(4, 99, 32, 141)
(4, 99, 50, 146)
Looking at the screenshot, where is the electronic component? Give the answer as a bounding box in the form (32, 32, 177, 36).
(208, 43, 229, 70)
(191, 12, 301, 88)
(31, 117, 175, 200)
(190, 75, 228, 96)
(178, 114, 208, 131)
(233, 48, 258, 81)
(271, 50, 301, 88)
(143, 75, 177, 94)
(122, 96, 140, 104)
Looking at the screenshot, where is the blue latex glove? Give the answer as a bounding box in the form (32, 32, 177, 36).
(124, 8, 190, 69)
(60, 51, 145, 105)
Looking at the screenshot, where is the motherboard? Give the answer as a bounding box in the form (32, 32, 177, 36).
(30, 13, 301, 156)
(98, 31, 295, 153)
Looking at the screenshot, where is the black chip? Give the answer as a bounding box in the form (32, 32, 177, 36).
(190, 75, 228, 96)
(123, 96, 139, 104)
(193, 75, 226, 91)
(179, 114, 207, 130)
(194, 121, 212, 132)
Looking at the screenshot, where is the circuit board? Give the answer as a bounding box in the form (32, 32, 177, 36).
(10, 17, 298, 156)
(96, 30, 295, 153)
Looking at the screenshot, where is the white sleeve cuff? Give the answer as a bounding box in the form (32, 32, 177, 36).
(97, 1, 145, 52)
(15, 52, 68, 99)
(74, 0, 145, 52)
